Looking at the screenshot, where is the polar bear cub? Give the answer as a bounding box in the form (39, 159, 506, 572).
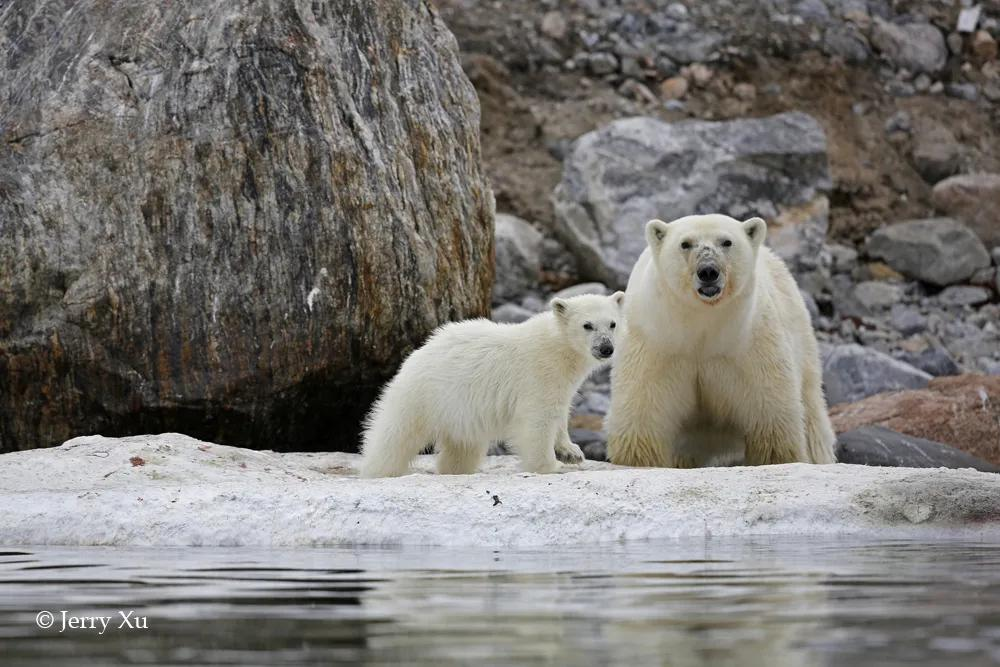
(360, 292, 625, 477)
(606, 213, 836, 468)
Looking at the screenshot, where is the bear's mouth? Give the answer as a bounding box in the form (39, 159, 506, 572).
(696, 284, 722, 301)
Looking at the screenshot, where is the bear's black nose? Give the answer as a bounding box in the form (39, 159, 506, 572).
(697, 265, 720, 283)
(598, 344, 614, 358)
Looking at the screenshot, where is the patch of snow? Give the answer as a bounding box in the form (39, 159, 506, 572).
(0, 434, 998, 547)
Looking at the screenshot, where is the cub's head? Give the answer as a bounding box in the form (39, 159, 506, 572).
(645, 214, 765, 306)
(550, 292, 626, 362)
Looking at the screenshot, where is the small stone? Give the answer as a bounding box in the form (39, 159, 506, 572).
(913, 73, 932, 92)
(938, 285, 991, 307)
(588, 52, 618, 75)
(854, 281, 903, 311)
(654, 55, 678, 77)
(828, 243, 859, 273)
(685, 63, 713, 86)
(947, 31, 965, 55)
(993, 247, 1000, 266)
(884, 110, 911, 134)
(931, 174, 1000, 248)
(618, 79, 658, 104)
(540, 11, 568, 41)
(957, 6, 982, 34)
(911, 124, 963, 183)
(659, 76, 689, 100)
(890, 306, 927, 336)
(972, 30, 998, 62)
(945, 82, 979, 101)
(665, 2, 688, 21)
(733, 82, 757, 101)
(619, 56, 643, 79)
(870, 18, 948, 74)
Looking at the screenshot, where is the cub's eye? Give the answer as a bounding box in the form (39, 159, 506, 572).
(680, 241, 692, 250)
(721, 239, 733, 248)
(610, 321, 617, 329)
(583, 322, 594, 331)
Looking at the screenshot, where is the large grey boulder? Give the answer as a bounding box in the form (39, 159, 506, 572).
(836, 426, 1000, 473)
(0, 0, 494, 452)
(866, 218, 991, 287)
(822, 344, 932, 405)
(493, 214, 543, 303)
(552, 112, 831, 287)
(870, 18, 948, 73)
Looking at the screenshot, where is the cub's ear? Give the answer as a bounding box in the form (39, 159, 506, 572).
(611, 291, 625, 308)
(550, 297, 569, 320)
(645, 219, 670, 250)
(742, 217, 767, 250)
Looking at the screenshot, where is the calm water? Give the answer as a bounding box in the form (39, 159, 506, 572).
(1, 539, 1000, 666)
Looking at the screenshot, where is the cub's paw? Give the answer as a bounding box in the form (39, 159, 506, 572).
(555, 441, 585, 465)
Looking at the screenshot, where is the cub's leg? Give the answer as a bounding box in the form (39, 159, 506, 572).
(508, 414, 561, 474)
(554, 403, 585, 464)
(436, 437, 488, 475)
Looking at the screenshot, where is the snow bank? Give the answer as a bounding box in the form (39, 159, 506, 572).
(1, 434, 998, 547)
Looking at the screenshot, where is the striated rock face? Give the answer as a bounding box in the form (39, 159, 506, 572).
(0, 0, 494, 452)
(830, 375, 1000, 467)
(551, 112, 831, 287)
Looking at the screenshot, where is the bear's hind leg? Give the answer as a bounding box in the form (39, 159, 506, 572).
(436, 438, 487, 475)
(802, 369, 837, 464)
(743, 408, 808, 465)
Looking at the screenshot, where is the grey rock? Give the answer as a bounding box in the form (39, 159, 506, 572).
(931, 173, 1000, 249)
(657, 32, 723, 64)
(895, 347, 961, 377)
(0, 0, 493, 452)
(870, 18, 948, 73)
(889, 306, 927, 336)
(520, 295, 546, 313)
(854, 281, 903, 311)
(492, 303, 534, 324)
(493, 214, 543, 303)
(581, 390, 611, 415)
(937, 286, 991, 307)
(579, 437, 609, 462)
(794, 0, 830, 22)
(911, 125, 963, 183)
(885, 80, 916, 97)
(619, 56, 644, 78)
(836, 426, 1000, 473)
(995, 247, 1000, 266)
(867, 218, 991, 287)
(822, 344, 932, 405)
(945, 83, 978, 101)
(828, 243, 859, 273)
(884, 111, 912, 135)
(553, 112, 831, 286)
(588, 52, 619, 75)
(553, 282, 609, 299)
(823, 25, 871, 64)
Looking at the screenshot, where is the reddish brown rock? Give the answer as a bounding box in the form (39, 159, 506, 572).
(830, 375, 1000, 466)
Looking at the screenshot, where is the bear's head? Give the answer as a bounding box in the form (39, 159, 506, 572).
(550, 292, 626, 362)
(644, 213, 766, 307)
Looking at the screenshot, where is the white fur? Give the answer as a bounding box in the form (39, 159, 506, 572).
(360, 293, 625, 477)
(606, 213, 836, 468)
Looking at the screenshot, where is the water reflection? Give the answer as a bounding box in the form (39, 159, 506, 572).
(0, 539, 999, 665)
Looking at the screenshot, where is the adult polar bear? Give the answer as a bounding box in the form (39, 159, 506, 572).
(606, 213, 836, 467)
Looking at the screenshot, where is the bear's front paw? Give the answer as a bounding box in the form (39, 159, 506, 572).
(555, 440, 585, 464)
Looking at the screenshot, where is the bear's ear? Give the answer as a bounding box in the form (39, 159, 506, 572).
(550, 297, 570, 321)
(742, 217, 767, 250)
(611, 291, 625, 308)
(645, 219, 670, 250)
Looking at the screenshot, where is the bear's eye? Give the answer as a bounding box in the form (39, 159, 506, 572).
(610, 321, 616, 329)
(583, 322, 594, 331)
(721, 239, 733, 248)
(680, 241, 692, 250)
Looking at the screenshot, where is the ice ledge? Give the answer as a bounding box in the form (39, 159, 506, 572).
(1, 434, 998, 547)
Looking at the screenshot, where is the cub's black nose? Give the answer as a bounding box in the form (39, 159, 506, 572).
(697, 265, 720, 283)
(599, 344, 614, 358)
